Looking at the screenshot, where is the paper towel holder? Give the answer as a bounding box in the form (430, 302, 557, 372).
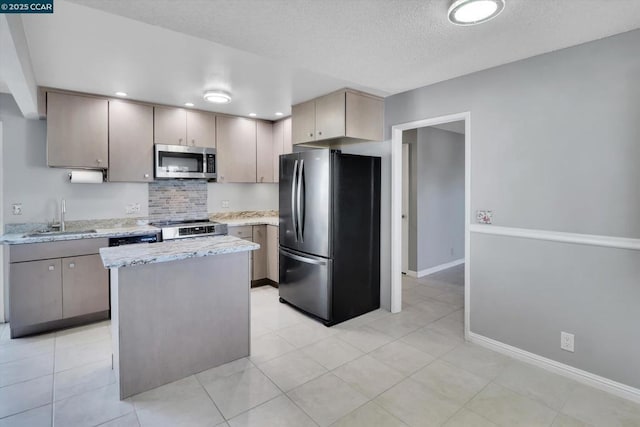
(68, 169, 106, 184)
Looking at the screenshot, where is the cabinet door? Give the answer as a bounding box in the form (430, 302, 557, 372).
(266, 225, 279, 283)
(47, 92, 108, 168)
(345, 91, 384, 141)
(252, 226, 267, 281)
(256, 121, 274, 183)
(186, 110, 216, 148)
(62, 254, 109, 319)
(272, 120, 284, 184)
(216, 116, 257, 183)
(108, 101, 154, 182)
(292, 100, 315, 144)
(10, 259, 62, 327)
(282, 117, 292, 154)
(315, 91, 346, 141)
(154, 107, 187, 146)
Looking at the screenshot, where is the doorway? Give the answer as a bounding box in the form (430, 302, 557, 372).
(391, 112, 471, 339)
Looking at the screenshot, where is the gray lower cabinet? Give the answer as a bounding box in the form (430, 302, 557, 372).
(9, 238, 110, 337)
(10, 259, 63, 327)
(252, 226, 267, 280)
(62, 254, 110, 318)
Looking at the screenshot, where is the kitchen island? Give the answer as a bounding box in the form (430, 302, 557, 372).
(100, 235, 259, 399)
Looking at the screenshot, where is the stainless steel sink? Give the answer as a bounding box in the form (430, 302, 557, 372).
(23, 229, 97, 237)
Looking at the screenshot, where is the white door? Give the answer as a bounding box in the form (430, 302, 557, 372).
(402, 143, 409, 274)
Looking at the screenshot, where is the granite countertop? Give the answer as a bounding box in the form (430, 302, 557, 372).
(100, 235, 259, 269)
(0, 225, 161, 245)
(222, 216, 279, 227)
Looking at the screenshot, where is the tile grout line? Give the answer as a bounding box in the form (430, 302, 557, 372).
(193, 373, 227, 422)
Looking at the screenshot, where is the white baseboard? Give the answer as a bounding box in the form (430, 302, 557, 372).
(408, 258, 465, 278)
(468, 332, 640, 404)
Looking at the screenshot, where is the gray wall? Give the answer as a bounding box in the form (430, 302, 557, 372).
(0, 93, 278, 225)
(409, 126, 464, 272)
(385, 29, 640, 388)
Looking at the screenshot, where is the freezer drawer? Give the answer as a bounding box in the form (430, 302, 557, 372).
(279, 247, 332, 321)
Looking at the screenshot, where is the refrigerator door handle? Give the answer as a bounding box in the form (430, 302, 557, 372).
(279, 248, 327, 266)
(291, 159, 299, 241)
(297, 159, 305, 242)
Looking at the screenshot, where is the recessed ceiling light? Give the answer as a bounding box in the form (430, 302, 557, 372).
(115, 91, 127, 97)
(275, 112, 283, 116)
(184, 102, 194, 107)
(249, 113, 257, 117)
(203, 90, 231, 104)
(448, 0, 505, 26)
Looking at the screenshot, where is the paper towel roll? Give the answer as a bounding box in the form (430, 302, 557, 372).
(68, 170, 104, 184)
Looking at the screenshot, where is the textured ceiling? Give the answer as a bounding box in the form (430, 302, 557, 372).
(19, 0, 640, 118)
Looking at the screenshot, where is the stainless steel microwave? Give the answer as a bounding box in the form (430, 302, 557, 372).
(154, 144, 216, 180)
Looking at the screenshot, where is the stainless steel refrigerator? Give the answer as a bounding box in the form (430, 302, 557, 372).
(279, 149, 380, 326)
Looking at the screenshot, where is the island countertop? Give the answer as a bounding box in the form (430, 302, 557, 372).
(100, 235, 260, 269)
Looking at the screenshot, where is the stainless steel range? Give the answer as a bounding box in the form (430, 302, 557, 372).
(151, 219, 228, 241)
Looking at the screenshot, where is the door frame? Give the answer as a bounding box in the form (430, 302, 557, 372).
(401, 143, 409, 274)
(391, 112, 471, 339)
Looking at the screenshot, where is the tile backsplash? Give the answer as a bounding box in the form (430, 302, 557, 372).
(148, 180, 207, 223)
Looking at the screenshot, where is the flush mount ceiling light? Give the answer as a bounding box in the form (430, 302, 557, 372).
(203, 90, 231, 104)
(249, 113, 257, 117)
(448, 0, 505, 26)
(184, 102, 194, 107)
(275, 112, 283, 116)
(115, 91, 127, 97)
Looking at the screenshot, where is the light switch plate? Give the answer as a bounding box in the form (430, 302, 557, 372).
(12, 203, 22, 215)
(476, 210, 493, 224)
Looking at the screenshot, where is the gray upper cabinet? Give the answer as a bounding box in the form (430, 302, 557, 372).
(46, 92, 108, 168)
(272, 117, 292, 183)
(186, 110, 216, 148)
(108, 101, 154, 182)
(216, 116, 257, 183)
(256, 120, 274, 183)
(291, 89, 383, 145)
(292, 100, 315, 144)
(154, 106, 187, 146)
(315, 91, 345, 140)
(155, 107, 216, 148)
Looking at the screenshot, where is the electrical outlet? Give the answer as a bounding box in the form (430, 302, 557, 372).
(221, 200, 230, 208)
(561, 331, 575, 352)
(125, 203, 141, 215)
(12, 203, 22, 215)
(476, 210, 493, 224)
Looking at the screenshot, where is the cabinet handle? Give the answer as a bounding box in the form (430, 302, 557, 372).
(48, 265, 55, 271)
(318, 131, 322, 136)
(179, 138, 183, 145)
(308, 132, 313, 137)
(97, 159, 102, 164)
(69, 263, 75, 269)
(191, 139, 195, 146)
(144, 173, 150, 178)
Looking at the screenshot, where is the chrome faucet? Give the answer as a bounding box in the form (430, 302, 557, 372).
(60, 198, 66, 232)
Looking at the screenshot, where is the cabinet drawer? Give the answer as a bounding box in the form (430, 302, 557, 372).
(10, 238, 109, 263)
(228, 226, 253, 239)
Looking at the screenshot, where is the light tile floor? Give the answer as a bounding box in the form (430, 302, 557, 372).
(1, 265, 640, 426)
